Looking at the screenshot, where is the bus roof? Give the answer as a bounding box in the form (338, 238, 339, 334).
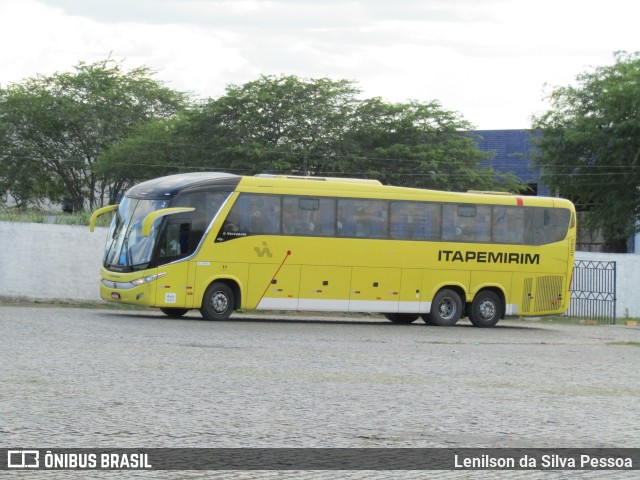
(125, 171, 573, 210)
(255, 174, 382, 185)
(126, 172, 241, 199)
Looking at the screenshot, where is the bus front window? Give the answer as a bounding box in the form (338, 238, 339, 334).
(104, 197, 169, 270)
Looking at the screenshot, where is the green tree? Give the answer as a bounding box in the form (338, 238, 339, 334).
(0, 59, 187, 210)
(99, 75, 361, 180)
(95, 116, 199, 188)
(347, 98, 522, 190)
(101, 74, 521, 193)
(193, 74, 360, 175)
(532, 51, 640, 252)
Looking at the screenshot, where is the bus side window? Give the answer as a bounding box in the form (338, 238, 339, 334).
(532, 208, 570, 245)
(472, 205, 491, 242)
(366, 200, 388, 238)
(338, 199, 387, 238)
(390, 202, 411, 239)
(283, 196, 313, 235)
(265, 196, 282, 233)
(337, 200, 355, 236)
(390, 201, 440, 240)
(217, 196, 246, 240)
(492, 206, 525, 244)
(442, 204, 490, 242)
(159, 221, 191, 258)
(282, 196, 335, 236)
(221, 193, 281, 237)
(442, 204, 467, 241)
(415, 203, 441, 240)
(315, 198, 336, 236)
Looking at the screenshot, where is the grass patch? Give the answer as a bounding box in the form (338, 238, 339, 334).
(0, 296, 148, 311)
(518, 315, 634, 326)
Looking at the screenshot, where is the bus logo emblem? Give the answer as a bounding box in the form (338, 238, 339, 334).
(255, 242, 272, 258)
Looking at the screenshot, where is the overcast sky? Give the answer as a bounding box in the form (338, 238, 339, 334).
(1, 0, 638, 129)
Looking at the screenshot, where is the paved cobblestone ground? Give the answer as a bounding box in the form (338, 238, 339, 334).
(1, 306, 639, 479)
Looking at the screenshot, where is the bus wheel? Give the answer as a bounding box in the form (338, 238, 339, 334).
(384, 313, 419, 324)
(426, 289, 462, 326)
(469, 290, 501, 328)
(200, 282, 234, 321)
(160, 308, 189, 318)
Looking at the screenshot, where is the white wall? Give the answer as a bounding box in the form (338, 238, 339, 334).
(0, 222, 108, 301)
(574, 251, 640, 318)
(1, 222, 640, 317)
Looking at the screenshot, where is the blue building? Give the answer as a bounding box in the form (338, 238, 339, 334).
(473, 129, 549, 196)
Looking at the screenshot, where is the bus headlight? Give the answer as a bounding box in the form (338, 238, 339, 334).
(131, 272, 167, 286)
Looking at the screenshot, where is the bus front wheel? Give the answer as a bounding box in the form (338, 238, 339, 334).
(425, 289, 462, 326)
(468, 290, 502, 328)
(200, 282, 235, 321)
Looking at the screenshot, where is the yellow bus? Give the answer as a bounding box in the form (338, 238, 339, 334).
(90, 172, 576, 327)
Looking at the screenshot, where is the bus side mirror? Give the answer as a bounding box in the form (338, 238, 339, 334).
(141, 207, 195, 237)
(89, 204, 118, 232)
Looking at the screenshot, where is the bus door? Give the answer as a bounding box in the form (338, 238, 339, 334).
(154, 218, 196, 309)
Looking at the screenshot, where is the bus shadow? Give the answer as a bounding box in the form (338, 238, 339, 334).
(98, 310, 541, 330)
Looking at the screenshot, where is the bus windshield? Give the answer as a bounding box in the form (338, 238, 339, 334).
(105, 197, 169, 270)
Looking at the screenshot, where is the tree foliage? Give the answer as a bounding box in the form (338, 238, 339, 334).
(0, 59, 187, 210)
(2, 67, 522, 211)
(347, 97, 522, 191)
(188, 75, 361, 175)
(532, 51, 640, 251)
(102, 74, 520, 192)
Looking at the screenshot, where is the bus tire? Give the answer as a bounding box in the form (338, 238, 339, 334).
(384, 313, 419, 324)
(200, 282, 234, 321)
(426, 288, 462, 326)
(160, 308, 189, 318)
(469, 290, 501, 328)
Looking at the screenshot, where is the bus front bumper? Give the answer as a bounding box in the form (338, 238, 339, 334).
(99, 271, 165, 306)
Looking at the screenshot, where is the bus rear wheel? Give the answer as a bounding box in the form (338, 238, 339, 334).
(200, 282, 235, 321)
(469, 290, 502, 328)
(160, 308, 189, 318)
(425, 288, 462, 326)
(384, 313, 420, 324)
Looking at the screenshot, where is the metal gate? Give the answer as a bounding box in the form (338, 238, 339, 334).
(566, 260, 616, 323)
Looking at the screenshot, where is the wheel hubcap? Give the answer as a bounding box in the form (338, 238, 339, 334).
(439, 298, 457, 320)
(479, 300, 496, 320)
(210, 291, 228, 313)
